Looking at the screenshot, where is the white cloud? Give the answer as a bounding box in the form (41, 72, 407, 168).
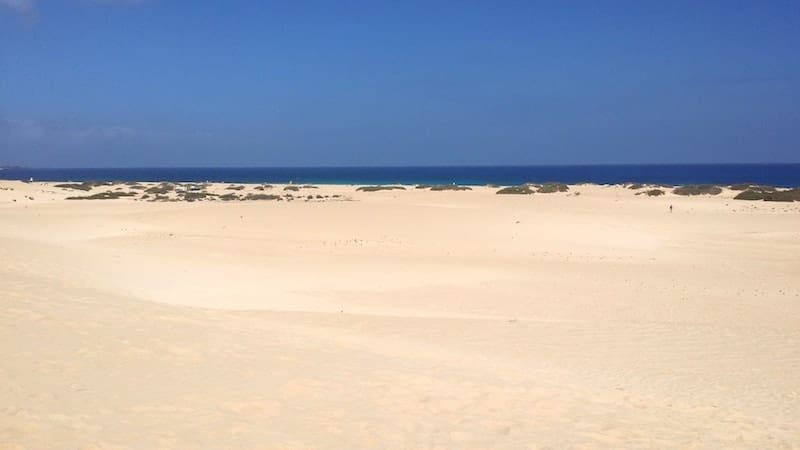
(1, 0, 148, 16)
(89, 0, 148, 4)
(1, 116, 210, 145)
(0, 0, 35, 14)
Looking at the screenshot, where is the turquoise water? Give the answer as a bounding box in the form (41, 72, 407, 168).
(1, 164, 798, 187)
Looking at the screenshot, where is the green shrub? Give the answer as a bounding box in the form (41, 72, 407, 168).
(182, 192, 217, 202)
(66, 191, 137, 200)
(55, 183, 93, 191)
(672, 185, 722, 196)
(496, 185, 535, 195)
(729, 183, 776, 192)
(734, 188, 800, 202)
(537, 183, 569, 193)
(219, 193, 239, 201)
(429, 185, 472, 191)
(356, 185, 406, 192)
(284, 186, 300, 191)
(145, 183, 175, 194)
(243, 193, 281, 201)
(626, 183, 644, 190)
(636, 189, 665, 197)
(226, 185, 245, 190)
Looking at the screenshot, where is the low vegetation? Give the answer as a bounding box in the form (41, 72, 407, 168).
(429, 185, 472, 191)
(284, 186, 300, 191)
(496, 185, 535, 195)
(181, 192, 216, 202)
(672, 185, 722, 196)
(225, 185, 245, 190)
(243, 193, 281, 201)
(729, 183, 776, 192)
(145, 183, 175, 194)
(356, 185, 406, 192)
(734, 188, 800, 202)
(636, 189, 665, 196)
(66, 191, 137, 200)
(626, 182, 644, 190)
(537, 183, 569, 193)
(54, 182, 103, 191)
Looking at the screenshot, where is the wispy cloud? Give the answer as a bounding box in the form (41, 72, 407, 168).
(0, 116, 210, 146)
(89, 0, 148, 4)
(0, 0, 34, 14)
(1, 0, 147, 17)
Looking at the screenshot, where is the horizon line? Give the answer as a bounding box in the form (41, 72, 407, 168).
(4, 162, 800, 170)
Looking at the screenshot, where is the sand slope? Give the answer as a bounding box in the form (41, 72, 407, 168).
(1, 181, 799, 449)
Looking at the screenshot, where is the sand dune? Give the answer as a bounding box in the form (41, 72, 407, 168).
(1, 181, 799, 448)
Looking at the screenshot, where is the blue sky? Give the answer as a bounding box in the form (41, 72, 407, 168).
(1, 1, 798, 167)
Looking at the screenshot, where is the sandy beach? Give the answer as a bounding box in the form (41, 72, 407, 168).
(1, 180, 799, 449)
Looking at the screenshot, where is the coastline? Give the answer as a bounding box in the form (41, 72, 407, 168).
(1, 179, 798, 205)
(2, 179, 799, 448)
(2, 163, 799, 187)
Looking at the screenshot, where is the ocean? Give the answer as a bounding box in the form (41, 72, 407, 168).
(1, 164, 798, 187)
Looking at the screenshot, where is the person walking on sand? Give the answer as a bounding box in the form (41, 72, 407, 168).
(670, 204, 673, 213)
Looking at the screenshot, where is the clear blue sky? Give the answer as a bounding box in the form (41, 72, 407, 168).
(1, 1, 798, 167)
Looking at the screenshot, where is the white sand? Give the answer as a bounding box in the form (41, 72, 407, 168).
(1, 181, 799, 449)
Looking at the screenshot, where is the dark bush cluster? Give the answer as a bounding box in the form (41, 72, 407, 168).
(66, 191, 137, 200)
(145, 183, 175, 194)
(55, 181, 111, 191)
(181, 192, 216, 202)
(636, 189, 665, 197)
(672, 185, 722, 196)
(243, 193, 281, 201)
(356, 185, 406, 192)
(428, 185, 472, 191)
(537, 183, 569, 193)
(729, 183, 776, 192)
(734, 188, 800, 202)
(496, 185, 535, 195)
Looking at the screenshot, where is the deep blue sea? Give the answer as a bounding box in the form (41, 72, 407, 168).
(1, 164, 798, 187)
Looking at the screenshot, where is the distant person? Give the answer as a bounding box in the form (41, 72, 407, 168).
(670, 204, 673, 213)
